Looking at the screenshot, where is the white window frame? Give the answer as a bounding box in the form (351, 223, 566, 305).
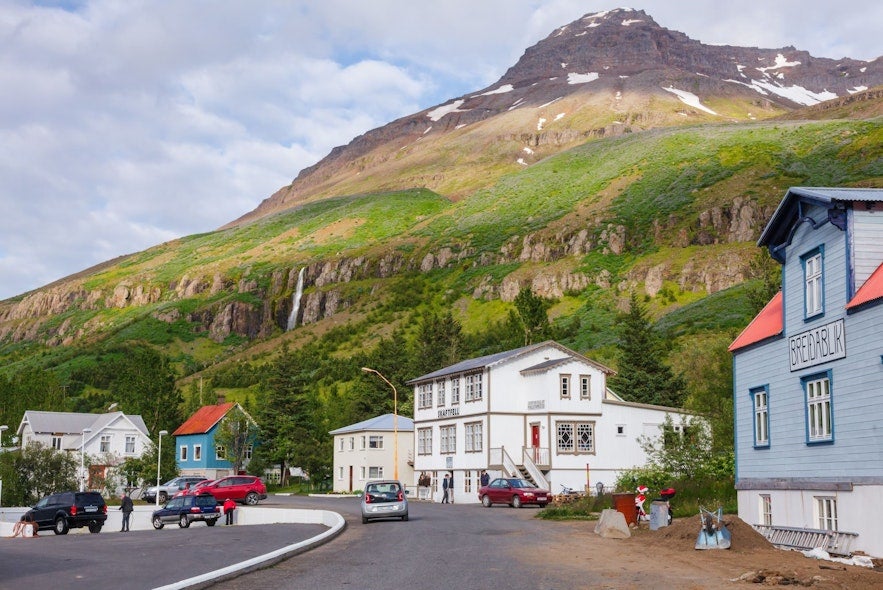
(816, 496, 837, 530)
(368, 466, 384, 479)
(244, 444, 253, 460)
(557, 421, 595, 454)
(369, 435, 383, 449)
(360, 435, 365, 450)
(418, 383, 433, 409)
(360, 466, 365, 480)
(338, 437, 344, 451)
(180, 445, 188, 461)
(349, 437, 354, 450)
(751, 386, 770, 447)
(803, 248, 824, 318)
(99, 434, 111, 453)
(804, 373, 833, 443)
(451, 378, 460, 404)
(560, 374, 571, 399)
(417, 427, 432, 455)
(338, 466, 343, 480)
(440, 425, 456, 454)
(436, 380, 446, 407)
(51, 435, 62, 450)
(465, 422, 483, 453)
(760, 494, 772, 527)
(193, 444, 202, 461)
(216, 444, 226, 460)
(465, 373, 483, 402)
(579, 375, 591, 399)
(125, 435, 136, 454)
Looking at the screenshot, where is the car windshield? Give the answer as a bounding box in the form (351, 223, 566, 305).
(509, 479, 534, 489)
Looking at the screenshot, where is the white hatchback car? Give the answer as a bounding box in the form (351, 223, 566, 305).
(360, 480, 408, 523)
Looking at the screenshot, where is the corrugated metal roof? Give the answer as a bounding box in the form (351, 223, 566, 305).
(729, 291, 783, 352)
(173, 402, 235, 436)
(329, 413, 414, 435)
(20, 410, 149, 438)
(847, 262, 883, 310)
(520, 357, 570, 373)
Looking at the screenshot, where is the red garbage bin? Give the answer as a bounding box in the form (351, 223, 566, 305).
(612, 492, 637, 525)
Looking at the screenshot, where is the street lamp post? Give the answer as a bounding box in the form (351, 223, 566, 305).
(361, 367, 398, 481)
(80, 428, 92, 492)
(156, 430, 168, 508)
(0, 425, 7, 508)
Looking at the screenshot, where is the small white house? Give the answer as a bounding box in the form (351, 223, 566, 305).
(329, 413, 414, 493)
(408, 341, 692, 504)
(17, 410, 151, 492)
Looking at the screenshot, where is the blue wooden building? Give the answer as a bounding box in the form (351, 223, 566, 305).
(173, 402, 256, 479)
(730, 187, 883, 557)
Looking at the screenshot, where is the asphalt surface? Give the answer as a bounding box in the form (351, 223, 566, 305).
(0, 508, 328, 590)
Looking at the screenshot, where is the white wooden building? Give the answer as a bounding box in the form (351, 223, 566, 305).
(329, 413, 414, 493)
(408, 341, 691, 504)
(730, 187, 883, 558)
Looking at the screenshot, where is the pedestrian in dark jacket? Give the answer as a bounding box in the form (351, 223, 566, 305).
(119, 492, 134, 532)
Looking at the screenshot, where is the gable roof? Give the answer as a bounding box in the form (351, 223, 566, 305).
(18, 410, 149, 440)
(329, 413, 414, 435)
(173, 402, 236, 436)
(846, 261, 883, 310)
(407, 340, 614, 384)
(729, 291, 784, 352)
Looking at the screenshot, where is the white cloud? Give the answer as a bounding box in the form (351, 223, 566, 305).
(0, 0, 880, 299)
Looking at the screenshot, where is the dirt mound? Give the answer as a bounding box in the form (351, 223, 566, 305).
(633, 514, 772, 552)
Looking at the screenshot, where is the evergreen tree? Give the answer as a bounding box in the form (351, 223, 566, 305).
(108, 344, 183, 435)
(608, 292, 686, 406)
(411, 310, 464, 377)
(510, 287, 553, 345)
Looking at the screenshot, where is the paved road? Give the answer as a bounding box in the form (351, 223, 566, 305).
(213, 495, 587, 590)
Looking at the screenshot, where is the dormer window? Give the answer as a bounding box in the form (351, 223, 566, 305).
(803, 247, 824, 319)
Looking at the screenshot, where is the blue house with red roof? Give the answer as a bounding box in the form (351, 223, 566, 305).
(730, 187, 883, 558)
(173, 402, 257, 479)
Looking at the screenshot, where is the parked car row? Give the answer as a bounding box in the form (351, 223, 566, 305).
(22, 476, 268, 535)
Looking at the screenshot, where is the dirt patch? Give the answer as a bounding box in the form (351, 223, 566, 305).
(528, 516, 883, 589)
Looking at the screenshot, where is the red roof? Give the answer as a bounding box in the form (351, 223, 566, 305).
(847, 262, 883, 310)
(729, 291, 783, 352)
(173, 402, 235, 436)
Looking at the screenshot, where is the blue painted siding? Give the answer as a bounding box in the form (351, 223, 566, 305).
(175, 430, 233, 472)
(852, 209, 883, 287)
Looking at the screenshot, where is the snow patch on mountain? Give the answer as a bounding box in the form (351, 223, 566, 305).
(568, 72, 600, 84)
(427, 100, 468, 122)
(663, 86, 718, 115)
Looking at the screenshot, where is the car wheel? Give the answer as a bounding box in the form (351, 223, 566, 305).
(54, 517, 69, 535)
(244, 492, 259, 505)
(362, 516, 368, 524)
(512, 495, 522, 509)
(402, 514, 408, 521)
(158, 491, 168, 503)
(206, 519, 216, 527)
(178, 514, 190, 528)
(88, 522, 102, 533)
(152, 516, 164, 530)
(481, 495, 492, 508)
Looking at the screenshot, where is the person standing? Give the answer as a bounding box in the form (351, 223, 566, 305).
(223, 497, 236, 525)
(480, 470, 490, 487)
(441, 473, 450, 503)
(119, 491, 134, 532)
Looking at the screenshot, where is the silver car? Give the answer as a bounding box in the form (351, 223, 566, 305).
(143, 476, 208, 503)
(360, 480, 408, 523)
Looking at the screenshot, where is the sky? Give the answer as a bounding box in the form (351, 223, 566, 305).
(1, 1, 880, 301)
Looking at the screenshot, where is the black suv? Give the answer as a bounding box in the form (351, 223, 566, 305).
(26, 491, 107, 534)
(151, 493, 220, 529)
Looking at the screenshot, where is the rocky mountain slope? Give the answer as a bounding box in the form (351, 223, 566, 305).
(231, 8, 882, 226)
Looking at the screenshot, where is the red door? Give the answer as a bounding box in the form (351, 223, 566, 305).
(531, 425, 540, 461)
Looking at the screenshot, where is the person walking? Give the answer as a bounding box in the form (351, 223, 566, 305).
(480, 470, 490, 487)
(441, 473, 450, 504)
(119, 491, 134, 532)
(223, 497, 236, 525)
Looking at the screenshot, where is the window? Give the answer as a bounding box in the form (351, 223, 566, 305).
(244, 444, 253, 460)
(464, 470, 473, 493)
(465, 373, 483, 401)
(803, 248, 824, 318)
(440, 425, 456, 454)
(369, 435, 384, 449)
(760, 495, 772, 526)
(100, 435, 111, 453)
(580, 375, 591, 399)
(180, 445, 188, 461)
(465, 422, 483, 452)
(560, 374, 571, 398)
(557, 421, 595, 454)
(616, 425, 626, 436)
(349, 437, 354, 450)
(751, 386, 770, 447)
(338, 438, 344, 451)
(216, 445, 226, 460)
(418, 428, 432, 455)
(451, 378, 460, 404)
(368, 466, 384, 479)
(338, 467, 344, 480)
(360, 436, 366, 450)
(436, 380, 446, 407)
(125, 436, 136, 454)
(816, 496, 837, 530)
(194, 444, 202, 461)
(804, 373, 833, 442)
(360, 466, 365, 480)
(51, 435, 62, 450)
(418, 384, 433, 409)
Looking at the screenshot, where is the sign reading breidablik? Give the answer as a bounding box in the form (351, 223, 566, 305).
(789, 319, 846, 371)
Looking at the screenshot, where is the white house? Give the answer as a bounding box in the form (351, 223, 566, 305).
(329, 413, 414, 493)
(16, 410, 151, 492)
(408, 341, 692, 504)
(730, 187, 883, 558)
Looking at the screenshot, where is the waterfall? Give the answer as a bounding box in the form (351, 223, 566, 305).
(286, 267, 306, 331)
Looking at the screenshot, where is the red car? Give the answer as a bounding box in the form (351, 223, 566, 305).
(478, 477, 550, 508)
(190, 476, 268, 505)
